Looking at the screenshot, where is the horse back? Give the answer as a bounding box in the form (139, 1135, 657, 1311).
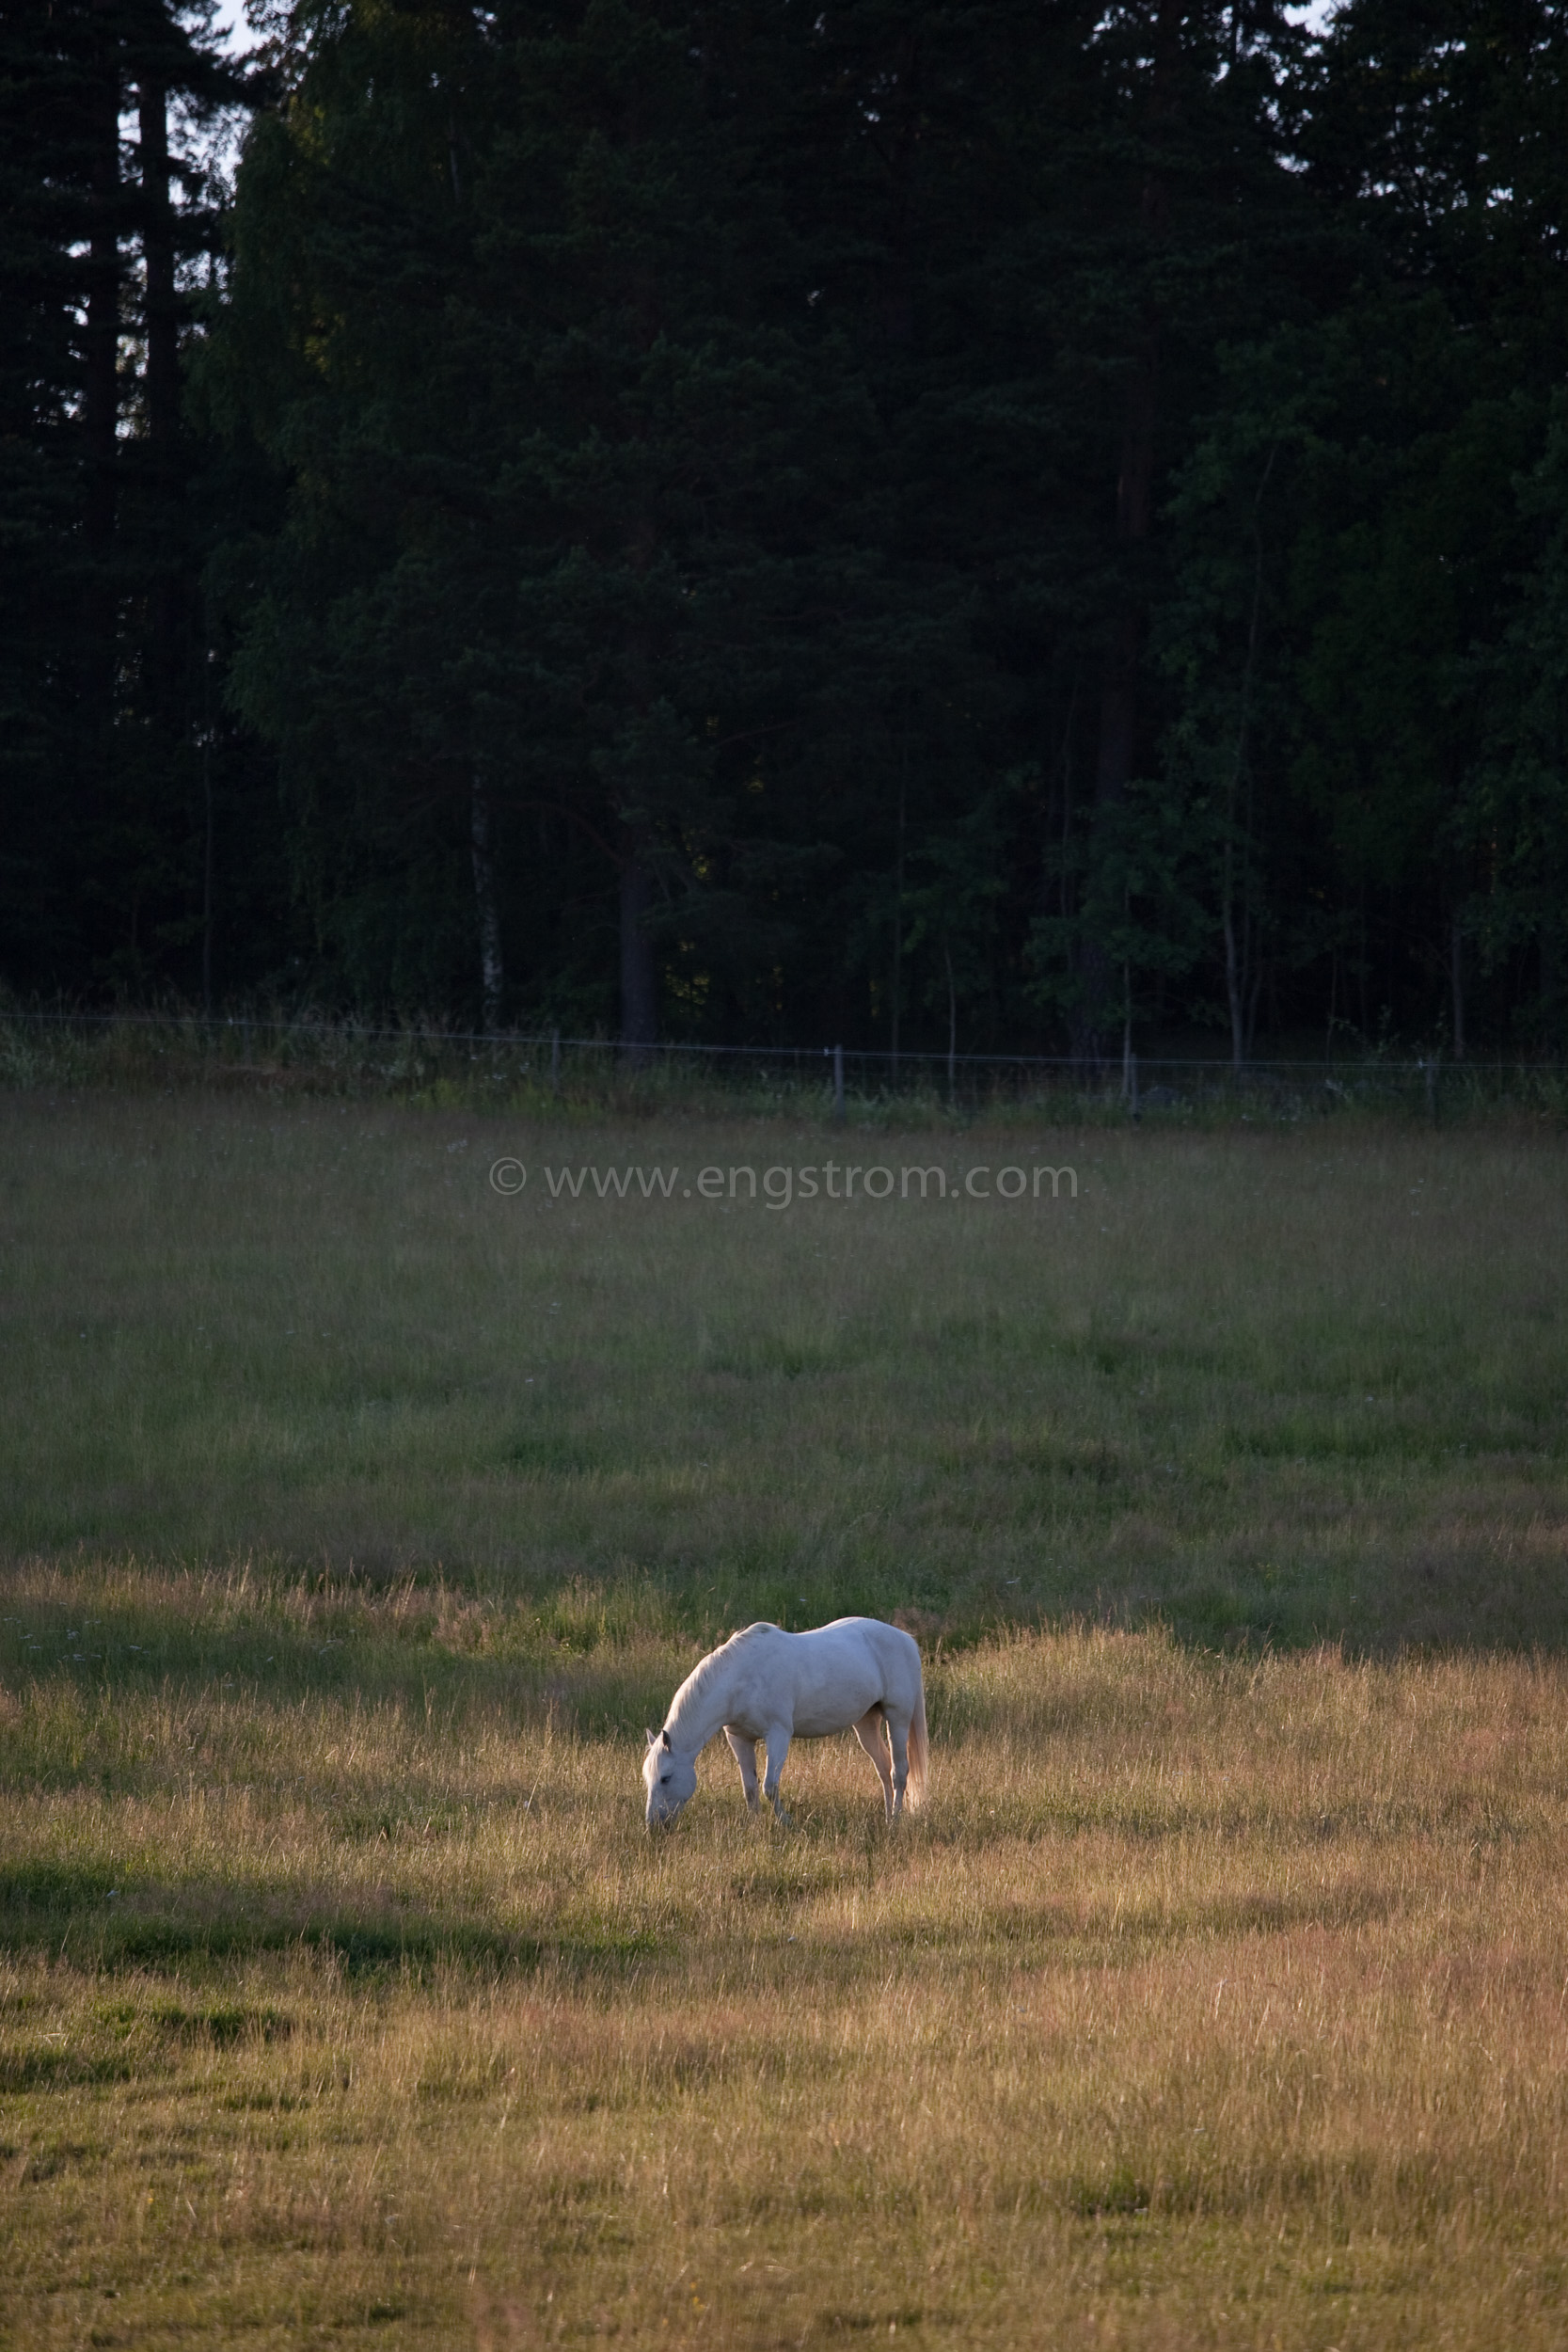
(787, 1616, 923, 1730)
(713, 1616, 922, 1732)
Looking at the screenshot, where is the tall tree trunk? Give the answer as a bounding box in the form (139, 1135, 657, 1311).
(80, 39, 121, 733)
(201, 628, 214, 1012)
(1222, 850, 1246, 1070)
(1079, 439, 1156, 1065)
(470, 769, 504, 1030)
(1094, 386, 1159, 817)
(1540, 916, 1560, 1051)
(1221, 448, 1275, 1069)
(138, 84, 178, 448)
(944, 942, 957, 1099)
(1081, 0, 1180, 1060)
(620, 850, 657, 1059)
(201, 723, 214, 1013)
(618, 483, 659, 1063)
(138, 80, 182, 721)
(890, 740, 907, 1068)
(1052, 664, 1079, 922)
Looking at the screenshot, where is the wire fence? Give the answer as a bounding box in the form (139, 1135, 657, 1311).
(3, 1004, 1566, 1121)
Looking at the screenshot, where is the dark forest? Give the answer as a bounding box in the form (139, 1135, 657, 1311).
(5, 0, 1566, 1057)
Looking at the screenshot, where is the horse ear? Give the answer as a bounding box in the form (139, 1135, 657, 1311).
(661, 1728, 672, 1749)
(645, 1727, 657, 1748)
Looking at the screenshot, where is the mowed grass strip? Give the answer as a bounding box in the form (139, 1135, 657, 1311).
(2, 1612, 1567, 2347)
(3, 1092, 1568, 1644)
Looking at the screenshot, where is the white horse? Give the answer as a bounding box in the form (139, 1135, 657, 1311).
(643, 1616, 928, 1826)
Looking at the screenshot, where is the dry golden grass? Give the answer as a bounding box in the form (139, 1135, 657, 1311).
(6, 1094, 1568, 2343)
(5, 1589, 1568, 2348)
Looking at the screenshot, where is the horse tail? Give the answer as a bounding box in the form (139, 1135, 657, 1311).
(905, 1676, 929, 1811)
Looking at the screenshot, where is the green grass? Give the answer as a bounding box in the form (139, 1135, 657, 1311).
(5, 1089, 1568, 2347)
(3, 1092, 1567, 1645)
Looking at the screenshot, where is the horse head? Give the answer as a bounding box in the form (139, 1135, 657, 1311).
(643, 1726, 697, 1826)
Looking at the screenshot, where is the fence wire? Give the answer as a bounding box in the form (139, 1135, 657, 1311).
(3, 1006, 1566, 1119)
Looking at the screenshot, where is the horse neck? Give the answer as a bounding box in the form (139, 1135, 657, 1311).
(667, 1651, 739, 1756)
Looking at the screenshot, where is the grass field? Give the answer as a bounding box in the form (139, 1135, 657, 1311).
(3, 1090, 1568, 2346)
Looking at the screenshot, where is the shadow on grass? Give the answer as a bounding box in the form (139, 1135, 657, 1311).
(19, 1556, 1568, 1714)
(0, 1856, 654, 1977)
(0, 1592, 685, 1764)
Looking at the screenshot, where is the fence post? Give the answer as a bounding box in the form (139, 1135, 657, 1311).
(551, 1027, 561, 1098)
(832, 1042, 845, 1123)
(1129, 1052, 1140, 1122)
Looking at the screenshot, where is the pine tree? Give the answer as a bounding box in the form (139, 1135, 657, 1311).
(0, 0, 249, 999)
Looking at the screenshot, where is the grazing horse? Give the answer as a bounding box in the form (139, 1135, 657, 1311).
(643, 1617, 928, 1826)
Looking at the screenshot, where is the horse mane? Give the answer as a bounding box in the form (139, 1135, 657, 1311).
(666, 1622, 774, 1740)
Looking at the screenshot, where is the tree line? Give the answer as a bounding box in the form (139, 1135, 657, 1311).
(4, 0, 1566, 1057)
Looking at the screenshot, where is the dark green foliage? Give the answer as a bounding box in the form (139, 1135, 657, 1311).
(0, 0, 281, 1003)
(6, 0, 1568, 1052)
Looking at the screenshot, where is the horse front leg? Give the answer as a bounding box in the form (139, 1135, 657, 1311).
(723, 1724, 762, 1812)
(761, 1724, 793, 1823)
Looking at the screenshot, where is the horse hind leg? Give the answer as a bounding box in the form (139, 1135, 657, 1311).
(852, 1709, 895, 1819)
(885, 1714, 911, 1818)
